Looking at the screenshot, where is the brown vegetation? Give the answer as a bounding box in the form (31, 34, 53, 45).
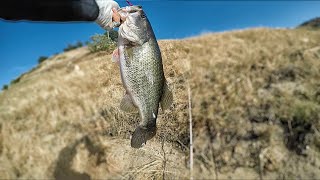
(0, 28, 320, 179)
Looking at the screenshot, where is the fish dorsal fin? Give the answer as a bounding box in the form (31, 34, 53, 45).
(120, 93, 138, 113)
(160, 81, 173, 111)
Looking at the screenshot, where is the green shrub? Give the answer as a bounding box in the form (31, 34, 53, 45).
(38, 56, 48, 64)
(76, 41, 83, 48)
(105, 29, 118, 42)
(2, 84, 8, 91)
(63, 41, 84, 52)
(10, 77, 21, 85)
(88, 34, 116, 53)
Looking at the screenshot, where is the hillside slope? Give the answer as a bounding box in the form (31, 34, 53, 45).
(298, 17, 320, 30)
(1, 28, 320, 179)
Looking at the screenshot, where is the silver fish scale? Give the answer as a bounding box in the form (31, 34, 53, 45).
(120, 38, 164, 126)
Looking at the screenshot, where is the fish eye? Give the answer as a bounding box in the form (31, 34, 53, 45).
(141, 14, 146, 19)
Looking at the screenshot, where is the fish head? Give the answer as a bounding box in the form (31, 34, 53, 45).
(118, 6, 151, 46)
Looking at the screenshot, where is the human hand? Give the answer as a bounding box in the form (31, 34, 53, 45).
(112, 8, 127, 24)
(95, 0, 120, 30)
(112, 8, 121, 23)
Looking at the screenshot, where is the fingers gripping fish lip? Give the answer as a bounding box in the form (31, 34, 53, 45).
(131, 125, 157, 148)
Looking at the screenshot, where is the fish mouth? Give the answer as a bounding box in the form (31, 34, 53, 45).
(118, 5, 142, 12)
(117, 5, 144, 20)
(118, 6, 149, 46)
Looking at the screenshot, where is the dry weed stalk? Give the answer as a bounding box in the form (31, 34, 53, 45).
(161, 137, 167, 180)
(187, 81, 193, 180)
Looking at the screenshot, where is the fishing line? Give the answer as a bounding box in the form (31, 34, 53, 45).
(126, 0, 133, 6)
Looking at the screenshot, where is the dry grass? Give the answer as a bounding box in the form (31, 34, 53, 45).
(0, 28, 320, 179)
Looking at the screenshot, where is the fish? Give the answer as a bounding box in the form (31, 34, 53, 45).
(115, 6, 173, 148)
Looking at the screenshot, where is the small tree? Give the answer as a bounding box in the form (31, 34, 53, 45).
(88, 34, 116, 53)
(10, 77, 20, 85)
(76, 41, 83, 48)
(105, 29, 118, 42)
(2, 84, 8, 91)
(63, 41, 84, 52)
(63, 44, 73, 52)
(38, 56, 48, 64)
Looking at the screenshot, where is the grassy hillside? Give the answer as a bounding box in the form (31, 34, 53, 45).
(0, 28, 320, 179)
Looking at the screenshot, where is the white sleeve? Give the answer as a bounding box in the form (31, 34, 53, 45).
(95, 0, 120, 30)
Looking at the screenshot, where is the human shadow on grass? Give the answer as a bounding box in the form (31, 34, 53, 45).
(53, 136, 106, 180)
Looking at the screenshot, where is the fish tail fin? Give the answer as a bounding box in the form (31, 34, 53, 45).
(131, 124, 157, 148)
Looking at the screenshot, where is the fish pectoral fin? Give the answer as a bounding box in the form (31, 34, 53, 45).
(120, 93, 138, 113)
(160, 81, 173, 111)
(111, 48, 120, 63)
(123, 47, 134, 66)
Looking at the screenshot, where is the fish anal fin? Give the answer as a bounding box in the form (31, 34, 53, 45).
(160, 81, 173, 111)
(120, 93, 138, 113)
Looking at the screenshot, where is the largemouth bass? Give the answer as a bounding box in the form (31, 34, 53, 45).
(116, 6, 173, 148)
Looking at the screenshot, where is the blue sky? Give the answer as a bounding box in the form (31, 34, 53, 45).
(1, 1, 320, 88)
